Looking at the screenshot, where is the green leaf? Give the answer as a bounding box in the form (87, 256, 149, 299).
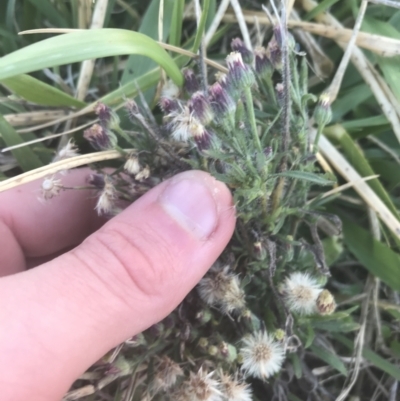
(270, 170, 335, 186)
(192, 0, 211, 53)
(169, 0, 185, 46)
(303, 0, 342, 21)
(310, 344, 347, 375)
(27, 0, 68, 28)
(334, 334, 400, 380)
(0, 29, 183, 86)
(0, 114, 43, 171)
(1, 74, 85, 107)
(342, 218, 400, 292)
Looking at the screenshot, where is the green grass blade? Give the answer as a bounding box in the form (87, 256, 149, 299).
(0, 29, 183, 86)
(27, 0, 68, 28)
(303, 0, 342, 21)
(192, 0, 211, 53)
(169, 0, 185, 46)
(310, 344, 347, 375)
(341, 218, 400, 292)
(324, 124, 400, 220)
(1, 74, 86, 107)
(0, 114, 43, 171)
(270, 170, 335, 186)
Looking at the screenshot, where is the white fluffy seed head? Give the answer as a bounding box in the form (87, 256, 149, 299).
(219, 372, 252, 401)
(95, 176, 116, 215)
(41, 176, 62, 200)
(151, 356, 183, 393)
(240, 331, 285, 380)
(124, 153, 141, 175)
(185, 368, 222, 401)
(162, 80, 180, 99)
(281, 272, 323, 315)
(55, 139, 79, 161)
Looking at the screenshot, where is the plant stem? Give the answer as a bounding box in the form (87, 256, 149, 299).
(244, 86, 262, 151)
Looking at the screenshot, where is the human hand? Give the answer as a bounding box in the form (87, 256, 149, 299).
(0, 169, 235, 401)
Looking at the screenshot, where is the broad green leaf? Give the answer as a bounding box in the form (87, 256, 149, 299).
(0, 29, 183, 86)
(0, 114, 43, 171)
(270, 170, 335, 186)
(304, 0, 342, 21)
(342, 218, 400, 292)
(310, 344, 347, 375)
(2, 74, 85, 107)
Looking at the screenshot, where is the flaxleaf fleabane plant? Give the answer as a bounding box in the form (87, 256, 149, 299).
(49, 21, 340, 401)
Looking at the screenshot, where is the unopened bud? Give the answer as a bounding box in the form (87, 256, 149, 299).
(124, 152, 141, 175)
(106, 356, 132, 376)
(159, 97, 179, 114)
(267, 37, 282, 70)
(313, 93, 332, 128)
(88, 173, 105, 189)
(226, 52, 255, 90)
(125, 99, 140, 118)
(183, 68, 200, 94)
(316, 289, 336, 315)
(219, 341, 237, 363)
(208, 345, 218, 356)
(231, 38, 253, 64)
(253, 241, 267, 261)
(274, 329, 285, 342)
(198, 337, 209, 350)
(94, 102, 120, 130)
(275, 83, 285, 106)
(84, 124, 117, 150)
(208, 82, 236, 121)
(254, 46, 273, 79)
(188, 91, 213, 125)
(195, 309, 213, 325)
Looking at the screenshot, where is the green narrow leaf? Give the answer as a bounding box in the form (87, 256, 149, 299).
(27, 0, 68, 28)
(0, 114, 43, 171)
(310, 344, 347, 375)
(0, 29, 183, 86)
(192, 0, 211, 53)
(334, 334, 400, 380)
(303, 0, 342, 21)
(324, 124, 400, 220)
(341, 218, 400, 292)
(121, 0, 175, 85)
(2, 74, 85, 107)
(270, 170, 335, 186)
(169, 0, 185, 46)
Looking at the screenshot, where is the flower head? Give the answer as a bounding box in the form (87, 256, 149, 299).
(151, 356, 183, 393)
(316, 289, 336, 315)
(95, 175, 116, 215)
(208, 82, 236, 121)
(54, 139, 79, 161)
(135, 165, 151, 182)
(41, 176, 63, 200)
(231, 38, 253, 64)
(254, 47, 272, 79)
(267, 37, 282, 70)
(240, 331, 285, 380)
(95, 102, 120, 129)
(159, 96, 179, 114)
(84, 123, 117, 150)
(185, 368, 222, 401)
(188, 91, 213, 125)
(226, 52, 255, 90)
(124, 152, 141, 175)
(280, 272, 323, 315)
(183, 68, 200, 94)
(219, 372, 252, 401)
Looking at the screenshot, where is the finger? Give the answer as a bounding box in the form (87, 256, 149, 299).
(0, 168, 105, 274)
(0, 170, 236, 401)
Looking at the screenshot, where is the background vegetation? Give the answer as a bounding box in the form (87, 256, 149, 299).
(0, 0, 400, 400)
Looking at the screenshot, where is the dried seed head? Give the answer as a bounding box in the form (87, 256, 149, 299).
(162, 80, 180, 99)
(151, 356, 183, 393)
(219, 372, 252, 401)
(135, 165, 151, 182)
(55, 139, 79, 161)
(188, 91, 213, 125)
(267, 37, 282, 70)
(124, 153, 141, 175)
(84, 124, 117, 150)
(240, 331, 285, 380)
(226, 52, 255, 90)
(280, 272, 323, 315)
(254, 46, 272, 79)
(231, 38, 253, 64)
(197, 265, 246, 314)
(41, 176, 63, 200)
(183, 68, 200, 94)
(95, 175, 116, 215)
(316, 289, 336, 315)
(95, 102, 120, 129)
(185, 368, 222, 401)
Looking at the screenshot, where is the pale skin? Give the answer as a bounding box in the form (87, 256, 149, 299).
(0, 169, 236, 401)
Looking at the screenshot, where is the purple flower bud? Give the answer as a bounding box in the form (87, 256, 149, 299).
(94, 102, 120, 129)
(231, 38, 253, 64)
(267, 37, 282, 70)
(188, 91, 213, 125)
(87, 173, 105, 189)
(83, 123, 117, 150)
(226, 52, 255, 90)
(254, 46, 273, 79)
(208, 82, 236, 120)
(183, 68, 200, 94)
(159, 97, 179, 114)
(125, 99, 140, 119)
(193, 126, 212, 151)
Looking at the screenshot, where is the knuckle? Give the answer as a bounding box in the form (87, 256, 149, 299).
(82, 221, 177, 300)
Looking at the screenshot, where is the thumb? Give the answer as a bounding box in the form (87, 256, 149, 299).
(0, 170, 235, 401)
